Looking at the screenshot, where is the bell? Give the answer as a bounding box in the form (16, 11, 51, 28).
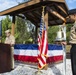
(55, 29, 63, 41)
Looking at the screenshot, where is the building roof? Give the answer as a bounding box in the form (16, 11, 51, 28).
(0, 0, 71, 26)
(69, 9, 76, 15)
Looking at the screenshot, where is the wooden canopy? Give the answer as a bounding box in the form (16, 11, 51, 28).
(0, 0, 70, 26)
(0, 0, 76, 36)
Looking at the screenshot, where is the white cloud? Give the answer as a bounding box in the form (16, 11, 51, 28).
(66, 0, 76, 9)
(0, 0, 19, 20)
(0, 0, 25, 12)
(0, 0, 18, 12)
(67, 0, 76, 3)
(0, 0, 24, 20)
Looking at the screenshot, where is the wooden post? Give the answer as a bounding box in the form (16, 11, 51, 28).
(0, 20, 2, 43)
(47, 6, 66, 22)
(44, 8, 48, 31)
(11, 16, 15, 36)
(44, 6, 48, 70)
(0, 37, 1, 43)
(35, 26, 38, 44)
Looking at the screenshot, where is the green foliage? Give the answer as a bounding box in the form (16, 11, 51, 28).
(15, 17, 30, 44)
(1, 15, 73, 44)
(2, 16, 35, 44)
(48, 26, 59, 44)
(15, 16, 35, 44)
(66, 24, 72, 43)
(2, 15, 12, 42)
(48, 24, 73, 44)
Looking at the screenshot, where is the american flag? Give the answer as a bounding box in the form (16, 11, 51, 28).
(38, 16, 48, 69)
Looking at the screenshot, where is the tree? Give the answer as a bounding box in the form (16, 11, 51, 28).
(2, 15, 12, 42)
(15, 16, 30, 44)
(66, 24, 72, 43)
(25, 20, 35, 43)
(48, 24, 73, 44)
(2, 15, 35, 44)
(2, 15, 72, 44)
(48, 26, 59, 44)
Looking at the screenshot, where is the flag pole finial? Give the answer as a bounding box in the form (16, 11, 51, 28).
(42, 6, 45, 13)
(42, 6, 45, 15)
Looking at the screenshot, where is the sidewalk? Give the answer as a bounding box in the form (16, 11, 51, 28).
(0, 59, 72, 75)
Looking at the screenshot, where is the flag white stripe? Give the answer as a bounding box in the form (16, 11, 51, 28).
(39, 59, 44, 67)
(42, 55, 46, 62)
(42, 31, 47, 55)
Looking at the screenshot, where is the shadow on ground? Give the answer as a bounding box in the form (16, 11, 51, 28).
(66, 53, 70, 59)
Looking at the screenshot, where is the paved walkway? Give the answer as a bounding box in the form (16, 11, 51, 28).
(0, 59, 72, 75)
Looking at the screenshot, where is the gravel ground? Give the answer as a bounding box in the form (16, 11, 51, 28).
(0, 59, 72, 75)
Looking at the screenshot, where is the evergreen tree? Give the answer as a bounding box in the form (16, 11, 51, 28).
(2, 15, 12, 42)
(15, 16, 30, 44)
(48, 26, 59, 44)
(1, 15, 73, 44)
(66, 24, 72, 43)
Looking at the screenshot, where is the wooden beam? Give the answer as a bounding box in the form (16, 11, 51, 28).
(17, 14, 25, 19)
(26, 13, 39, 23)
(35, 26, 38, 44)
(47, 6, 66, 22)
(34, 11, 41, 16)
(30, 12, 40, 22)
(11, 16, 15, 36)
(49, 20, 63, 26)
(21, 7, 42, 15)
(32, 11, 41, 21)
(42, 0, 65, 3)
(24, 14, 38, 26)
(44, 9, 48, 30)
(49, 12, 58, 24)
(55, 4, 67, 15)
(0, 0, 40, 16)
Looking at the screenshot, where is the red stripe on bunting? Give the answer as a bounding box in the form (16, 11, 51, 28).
(14, 55, 63, 63)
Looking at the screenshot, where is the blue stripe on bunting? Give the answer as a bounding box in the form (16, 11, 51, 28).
(48, 44, 63, 50)
(14, 44, 63, 50)
(14, 44, 38, 50)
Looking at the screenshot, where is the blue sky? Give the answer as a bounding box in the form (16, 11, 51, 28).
(66, 0, 76, 9)
(0, 0, 76, 12)
(0, 0, 76, 20)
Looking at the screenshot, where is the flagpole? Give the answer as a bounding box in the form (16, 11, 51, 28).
(42, 6, 48, 70)
(63, 43, 66, 75)
(35, 6, 46, 75)
(62, 23, 66, 75)
(42, 6, 45, 23)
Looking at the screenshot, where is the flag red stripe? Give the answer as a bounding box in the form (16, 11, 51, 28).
(41, 30, 48, 56)
(38, 15, 48, 69)
(39, 55, 46, 64)
(41, 30, 45, 54)
(44, 42, 48, 55)
(43, 31, 48, 55)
